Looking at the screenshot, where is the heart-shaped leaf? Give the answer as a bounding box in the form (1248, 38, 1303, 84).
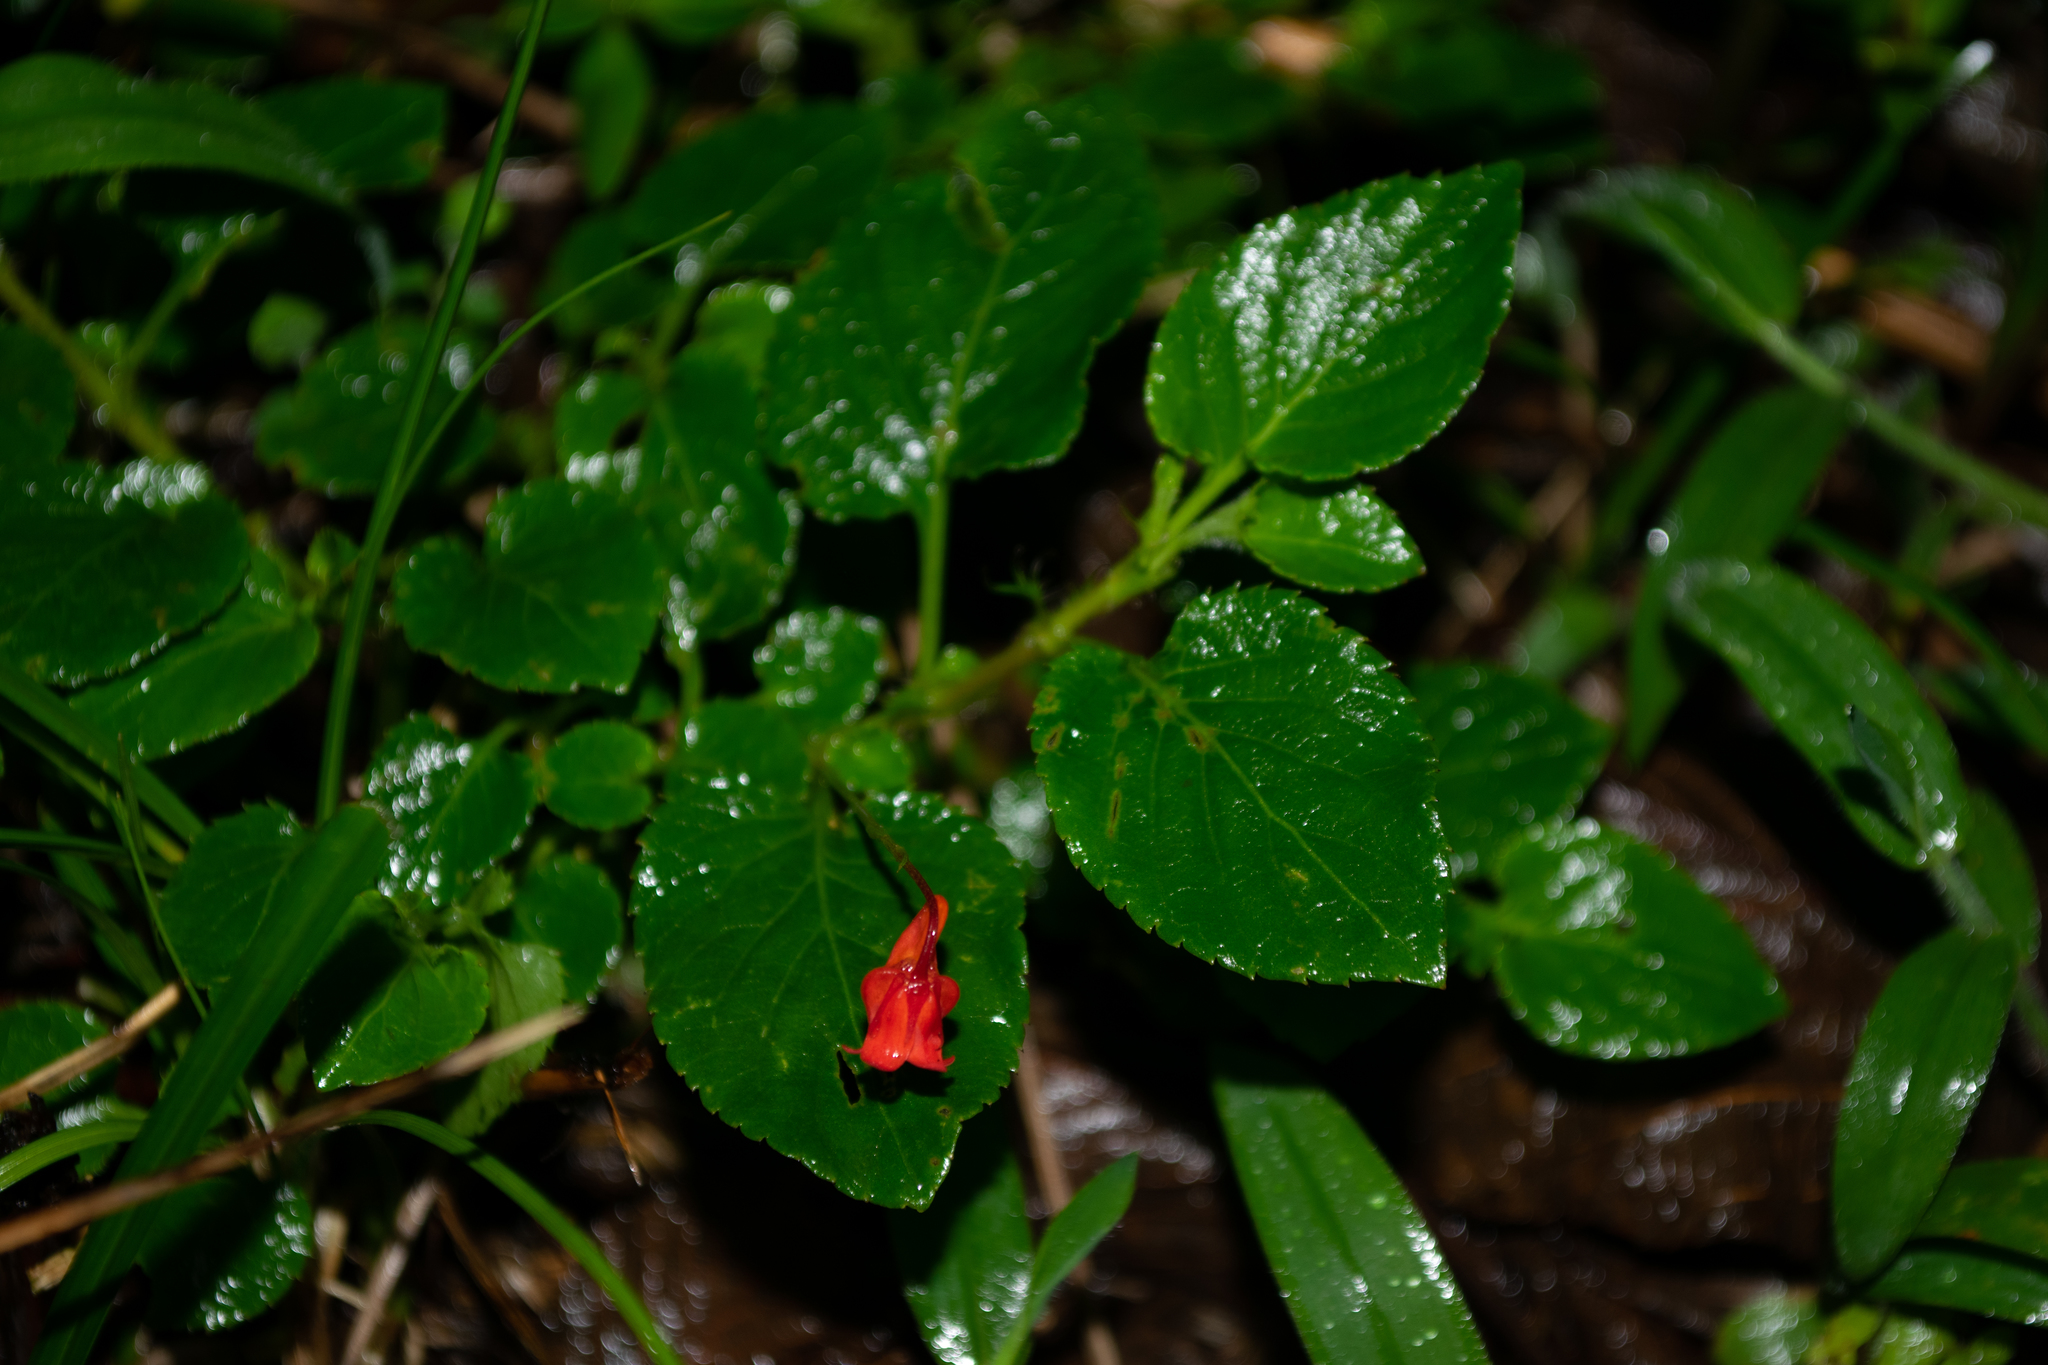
(362, 714, 538, 904)
(753, 607, 889, 725)
(538, 719, 656, 830)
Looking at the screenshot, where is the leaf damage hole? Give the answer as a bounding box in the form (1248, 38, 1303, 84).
(837, 1050, 861, 1106)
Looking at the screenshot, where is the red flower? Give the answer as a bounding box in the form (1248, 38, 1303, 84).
(845, 894, 959, 1073)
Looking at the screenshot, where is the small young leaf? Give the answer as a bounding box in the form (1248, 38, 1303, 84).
(1833, 927, 2016, 1280)
(392, 482, 667, 693)
(247, 293, 328, 371)
(72, 554, 319, 760)
(1963, 788, 2040, 958)
(157, 802, 307, 993)
(892, 1113, 1033, 1365)
(510, 856, 623, 1003)
(1212, 1046, 1486, 1365)
(1563, 166, 1800, 332)
(1146, 164, 1520, 479)
(1022, 1155, 1138, 1306)
(1239, 481, 1422, 594)
(1713, 1290, 1822, 1365)
(363, 714, 538, 905)
(256, 77, 445, 191)
(0, 455, 246, 686)
(439, 935, 566, 1137)
(1466, 819, 1784, 1059)
(137, 1173, 313, 1332)
(0, 55, 343, 202)
(753, 607, 889, 725)
(1410, 662, 1611, 879)
(569, 25, 653, 201)
(1868, 1244, 2048, 1327)
(1629, 388, 1849, 759)
(824, 723, 916, 792)
(1669, 559, 1966, 869)
(1034, 587, 1446, 985)
(767, 96, 1157, 519)
(254, 317, 494, 496)
(633, 782, 1028, 1208)
(299, 909, 489, 1090)
(1916, 1159, 2048, 1262)
(670, 698, 811, 794)
(0, 323, 75, 461)
(0, 999, 108, 1101)
(539, 719, 656, 830)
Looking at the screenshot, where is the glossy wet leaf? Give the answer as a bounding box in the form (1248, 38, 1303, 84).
(623, 101, 888, 271)
(256, 77, 444, 191)
(439, 935, 566, 1137)
(72, 553, 319, 760)
(633, 783, 1028, 1208)
(1239, 481, 1422, 594)
(363, 714, 538, 905)
(570, 25, 652, 201)
(1713, 1290, 1821, 1365)
(892, 1114, 1032, 1365)
(1670, 559, 1965, 869)
(1001, 1157, 1140, 1362)
(0, 455, 245, 687)
(393, 481, 667, 693)
(1212, 1047, 1485, 1365)
(1461, 819, 1784, 1059)
(1916, 1159, 2048, 1262)
(299, 911, 489, 1090)
(137, 1173, 313, 1332)
(0, 323, 74, 461)
(566, 352, 798, 648)
(1628, 388, 1849, 759)
(669, 698, 812, 794)
(1410, 662, 1610, 879)
(1833, 927, 2016, 1280)
(0, 55, 342, 203)
(767, 95, 1157, 519)
(555, 367, 648, 465)
(1146, 165, 1520, 480)
(1868, 1245, 2048, 1327)
(0, 999, 107, 1101)
(753, 607, 889, 725)
(1561, 166, 1802, 330)
(511, 856, 623, 1002)
(157, 802, 308, 994)
(1963, 788, 2040, 958)
(1034, 587, 1446, 984)
(825, 723, 916, 792)
(539, 720, 656, 830)
(254, 317, 493, 496)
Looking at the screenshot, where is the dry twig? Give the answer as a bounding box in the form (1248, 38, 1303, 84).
(433, 1186, 553, 1364)
(341, 1174, 440, 1365)
(1015, 1027, 1122, 1365)
(0, 983, 181, 1111)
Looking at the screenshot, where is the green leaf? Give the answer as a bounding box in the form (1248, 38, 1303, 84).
(752, 607, 888, 725)
(1145, 165, 1520, 479)
(1462, 819, 1785, 1059)
(247, 293, 328, 371)
(363, 714, 539, 905)
(1410, 662, 1611, 879)
(892, 1113, 1033, 1365)
(1126, 38, 1294, 146)
(622, 101, 887, 270)
(1628, 388, 1849, 759)
(539, 720, 656, 830)
(392, 482, 667, 693)
(71, 553, 320, 760)
(767, 95, 1158, 519)
(0, 999, 108, 1102)
(1868, 1245, 2048, 1327)
(510, 856, 623, 1002)
(633, 782, 1028, 1207)
(0, 456, 246, 687)
(1211, 1047, 1485, 1365)
(1917, 1159, 2048, 1262)
(38, 806, 387, 1365)
(0, 54, 342, 203)
(299, 909, 489, 1090)
(570, 25, 653, 201)
(556, 367, 648, 464)
(536, 210, 668, 338)
(1713, 1290, 1822, 1365)
(254, 317, 494, 497)
(670, 697, 812, 794)
(439, 934, 566, 1137)
(1834, 927, 2017, 1280)
(567, 353, 799, 648)
(256, 77, 445, 191)
(157, 802, 306, 993)
(824, 722, 915, 792)
(0, 322, 75, 461)
(1239, 481, 1422, 594)
(1034, 587, 1447, 985)
(1963, 788, 2040, 959)
(1563, 166, 1800, 331)
(1669, 559, 1966, 869)
(137, 1173, 313, 1332)
(1018, 1154, 1138, 1316)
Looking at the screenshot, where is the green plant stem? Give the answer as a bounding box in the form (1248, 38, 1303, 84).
(1810, 43, 1992, 251)
(316, 0, 554, 825)
(342, 1111, 684, 1365)
(1592, 364, 1728, 563)
(916, 483, 950, 677)
(0, 829, 167, 869)
(0, 249, 182, 464)
(111, 758, 203, 1021)
(0, 658, 201, 842)
(0, 1122, 144, 1194)
(37, 809, 163, 997)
